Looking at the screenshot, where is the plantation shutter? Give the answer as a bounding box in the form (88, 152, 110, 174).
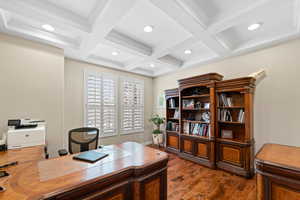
(84, 71, 117, 137)
(121, 78, 144, 134)
(102, 75, 117, 136)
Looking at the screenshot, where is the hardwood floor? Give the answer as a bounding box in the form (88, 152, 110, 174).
(150, 146, 256, 200)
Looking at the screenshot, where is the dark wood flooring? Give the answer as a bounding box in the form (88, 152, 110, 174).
(150, 146, 256, 200)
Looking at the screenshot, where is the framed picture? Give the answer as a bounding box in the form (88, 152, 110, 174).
(221, 130, 233, 139)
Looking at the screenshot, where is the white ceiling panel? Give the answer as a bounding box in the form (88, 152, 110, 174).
(91, 43, 143, 65)
(0, 0, 300, 77)
(197, 0, 260, 23)
(217, 0, 297, 50)
(46, 0, 99, 19)
(176, 0, 261, 26)
(135, 60, 173, 75)
(114, 0, 191, 48)
(170, 41, 217, 62)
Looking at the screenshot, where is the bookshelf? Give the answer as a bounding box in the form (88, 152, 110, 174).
(215, 77, 255, 178)
(165, 88, 180, 153)
(178, 73, 223, 168)
(164, 74, 256, 178)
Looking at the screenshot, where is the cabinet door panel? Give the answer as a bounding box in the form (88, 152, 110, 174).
(182, 139, 193, 154)
(145, 178, 160, 200)
(271, 183, 300, 200)
(196, 143, 208, 158)
(140, 169, 167, 200)
(219, 144, 244, 167)
(223, 146, 240, 164)
(168, 135, 179, 149)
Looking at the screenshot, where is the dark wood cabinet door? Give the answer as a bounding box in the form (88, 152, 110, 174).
(218, 143, 244, 167)
(166, 132, 179, 150)
(195, 141, 209, 159)
(139, 169, 167, 200)
(181, 138, 193, 154)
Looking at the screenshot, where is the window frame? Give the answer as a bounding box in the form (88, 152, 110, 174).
(84, 70, 118, 138)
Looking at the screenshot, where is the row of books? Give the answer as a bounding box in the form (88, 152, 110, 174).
(218, 109, 245, 123)
(166, 121, 179, 132)
(219, 109, 232, 122)
(219, 94, 233, 107)
(182, 99, 210, 109)
(183, 122, 210, 137)
(169, 98, 177, 108)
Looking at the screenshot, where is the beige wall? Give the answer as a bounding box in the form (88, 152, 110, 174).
(153, 38, 300, 152)
(64, 58, 153, 146)
(0, 33, 65, 156)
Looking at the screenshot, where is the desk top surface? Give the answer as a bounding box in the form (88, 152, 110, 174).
(0, 142, 168, 200)
(255, 143, 300, 171)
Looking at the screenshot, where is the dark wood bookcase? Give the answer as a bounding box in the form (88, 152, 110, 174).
(178, 73, 223, 168)
(165, 88, 180, 154)
(215, 77, 255, 178)
(164, 74, 256, 178)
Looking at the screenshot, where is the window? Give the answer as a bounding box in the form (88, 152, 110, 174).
(84, 71, 117, 137)
(121, 78, 144, 134)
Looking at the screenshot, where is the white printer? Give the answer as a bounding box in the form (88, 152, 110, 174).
(6, 119, 46, 149)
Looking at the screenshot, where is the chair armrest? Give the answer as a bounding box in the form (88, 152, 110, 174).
(58, 149, 68, 156)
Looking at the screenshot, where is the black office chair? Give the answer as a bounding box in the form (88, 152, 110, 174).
(58, 127, 99, 156)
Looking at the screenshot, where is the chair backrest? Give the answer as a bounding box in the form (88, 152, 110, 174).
(68, 127, 99, 154)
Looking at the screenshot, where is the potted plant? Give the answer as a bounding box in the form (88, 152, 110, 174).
(149, 114, 165, 145)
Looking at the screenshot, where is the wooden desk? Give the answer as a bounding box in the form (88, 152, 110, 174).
(255, 143, 300, 200)
(0, 142, 169, 200)
(0, 145, 47, 166)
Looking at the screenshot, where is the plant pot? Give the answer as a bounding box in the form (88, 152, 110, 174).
(152, 133, 163, 145)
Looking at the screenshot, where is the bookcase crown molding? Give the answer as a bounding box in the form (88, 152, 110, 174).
(178, 73, 223, 89)
(165, 88, 179, 99)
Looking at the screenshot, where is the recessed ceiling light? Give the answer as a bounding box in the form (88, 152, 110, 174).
(248, 23, 262, 31)
(42, 24, 55, 32)
(184, 49, 192, 55)
(150, 63, 155, 68)
(144, 25, 154, 33)
(112, 51, 119, 56)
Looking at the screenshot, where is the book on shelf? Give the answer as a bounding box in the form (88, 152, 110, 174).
(238, 109, 245, 123)
(183, 121, 210, 137)
(166, 121, 179, 132)
(173, 109, 180, 119)
(169, 98, 177, 108)
(219, 109, 232, 122)
(219, 109, 244, 123)
(219, 94, 233, 107)
(182, 99, 194, 109)
(183, 121, 189, 134)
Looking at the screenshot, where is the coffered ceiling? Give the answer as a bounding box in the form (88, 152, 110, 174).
(0, 0, 299, 77)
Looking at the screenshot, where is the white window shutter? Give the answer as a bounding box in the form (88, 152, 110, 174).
(84, 71, 117, 137)
(121, 78, 144, 134)
(102, 75, 117, 136)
